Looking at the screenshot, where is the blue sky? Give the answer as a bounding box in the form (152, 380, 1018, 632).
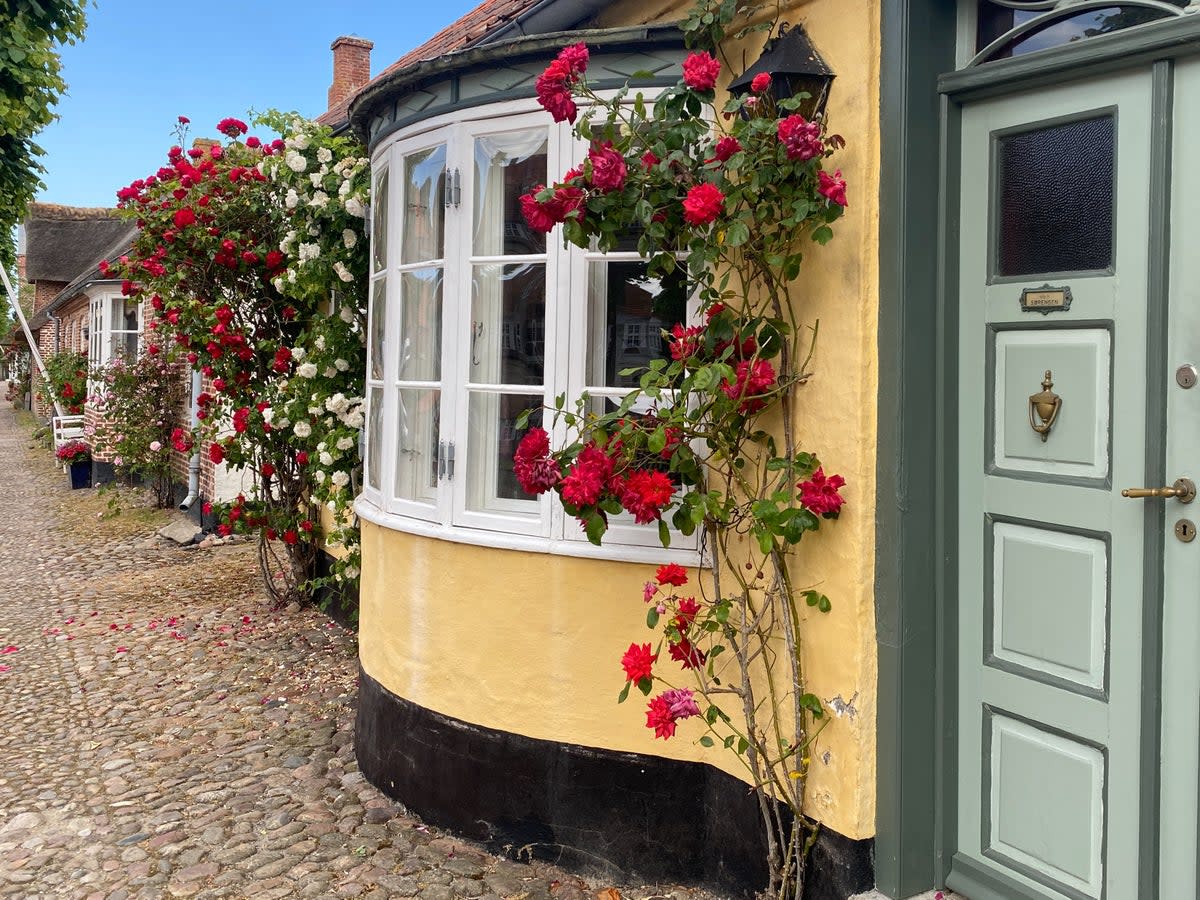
(35, 0, 485, 208)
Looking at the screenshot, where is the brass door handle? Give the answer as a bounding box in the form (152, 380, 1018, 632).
(1121, 478, 1197, 503)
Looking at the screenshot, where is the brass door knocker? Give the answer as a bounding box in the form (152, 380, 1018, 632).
(1028, 370, 1062, 442)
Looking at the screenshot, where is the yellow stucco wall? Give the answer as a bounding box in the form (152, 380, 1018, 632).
(359, 0, 881, 842)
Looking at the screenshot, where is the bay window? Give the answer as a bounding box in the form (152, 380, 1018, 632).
(89, 293, 142, 368)
(362, 103, 697, 558)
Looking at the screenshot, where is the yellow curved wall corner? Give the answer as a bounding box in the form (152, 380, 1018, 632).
(359, 0, 882, 842)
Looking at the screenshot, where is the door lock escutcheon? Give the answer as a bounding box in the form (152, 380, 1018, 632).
(1177, 364, 1198, 389)
(1175, 519, 1197, 543)
(1121, 477, 1197, 503)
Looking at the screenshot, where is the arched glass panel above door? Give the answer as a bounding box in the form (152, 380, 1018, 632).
(973, 0, 1194, 64)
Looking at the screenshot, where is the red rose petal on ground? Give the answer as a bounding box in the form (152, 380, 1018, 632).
(115, 647, 128, 653)
(0, 664, 10, 673)
(2, 645, 18, 654)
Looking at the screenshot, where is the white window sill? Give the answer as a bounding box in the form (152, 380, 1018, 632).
(354, 495, 703, 567)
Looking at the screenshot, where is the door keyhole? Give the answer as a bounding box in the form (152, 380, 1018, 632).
(1175, 519, 1196, 543)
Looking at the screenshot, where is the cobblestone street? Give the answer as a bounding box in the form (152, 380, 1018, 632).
(0, 407, 725, 900)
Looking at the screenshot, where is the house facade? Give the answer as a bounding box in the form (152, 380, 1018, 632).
(341, 1, 1200, 898)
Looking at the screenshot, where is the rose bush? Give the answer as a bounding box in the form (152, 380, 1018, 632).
(40, 349, 88, 415)
(88, 353, 187, 507)
(514, 4, 848, 897)
(106, 113, 367, 605)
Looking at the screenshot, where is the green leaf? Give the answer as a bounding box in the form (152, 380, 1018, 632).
(812, 224, 834, 245)
(699, 735, 714, 747)
(737, 737, 749, 754)
(800, 693, 825, 718)
(818, 595, 832, 613)
(647, 607, 660, 629)
(637, 676, 653, 695)
(658, 519, 671, 548)
(618, 681, 631, 703)
(584, 512, 607, 546)
(514, 408, 532, 430)
(725, 220, 749, 247)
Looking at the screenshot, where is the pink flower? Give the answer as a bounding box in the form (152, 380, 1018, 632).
(675, 597, 700, 629)
(682, 51, 721, 91)
(656, 563, 688, 587)
(645, 688, 701, 740)
(643, 581, 657, 603)
(751, 72, 772, 93)
(177, 115, 190, 125)
(587, 141, 627, 192)
(660, 687, 701, 720)
(621, 643, 657, 683)
(818, 169, 848, 207)
(778, 114, 823, 161)
(513, 427, 561, 495)
(641, 150, 660, 169)
(798, 467, 846, 516)
(682, 182, 725, 226)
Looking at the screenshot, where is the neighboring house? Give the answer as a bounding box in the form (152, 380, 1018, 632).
(19, 202, 242, 506)
(341, 1, 1200, 899)
(22, 203, 133, 419)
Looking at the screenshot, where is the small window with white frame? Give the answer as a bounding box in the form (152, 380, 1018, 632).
(88, 292, 142, 369)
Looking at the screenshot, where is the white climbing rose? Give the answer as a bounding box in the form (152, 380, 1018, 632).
(297, 362, 318, 379)
(294, 420, 312, 438)
(285, 150, 307, 173)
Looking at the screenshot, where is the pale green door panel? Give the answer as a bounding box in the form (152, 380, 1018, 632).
(951, 70, 1153, 900)
(1157, 55, 1200, 900)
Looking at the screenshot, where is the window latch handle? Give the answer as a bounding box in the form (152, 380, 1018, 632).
(451, 168, 462, 208)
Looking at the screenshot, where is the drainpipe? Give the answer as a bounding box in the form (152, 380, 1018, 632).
(178, 369, 202, 511)
(49, 313, 62, 353)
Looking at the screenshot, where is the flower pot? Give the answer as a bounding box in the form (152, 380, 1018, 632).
(68, 459, 91, 489)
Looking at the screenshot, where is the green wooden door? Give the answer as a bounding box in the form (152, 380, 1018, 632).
(951, 68, 1158, 900)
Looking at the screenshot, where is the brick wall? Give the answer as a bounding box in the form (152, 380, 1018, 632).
(32, 280, 67, 314)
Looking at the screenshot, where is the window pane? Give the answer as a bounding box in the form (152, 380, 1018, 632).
(398, 269, 442, 382)
(586, 260, 685, 388)
(466, 392, 541, 514)
(470, 263, 544, 386)
(977, 4, 1179, 57)
(110, 297, 138, 331)
(473, 129, 547, 256)
(372, 169, 389, 273)
(367, 386, 383, 490)
(395, 388, 440, 503)
(402, 145, 446, 264)
(369, 278, 386, 381)
(996, 115, 1114, 277)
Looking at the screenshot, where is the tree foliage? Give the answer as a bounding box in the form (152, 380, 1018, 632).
(0, 1, 88, 268)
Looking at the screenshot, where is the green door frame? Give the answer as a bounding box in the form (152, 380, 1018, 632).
(875, 8, 1200, 899)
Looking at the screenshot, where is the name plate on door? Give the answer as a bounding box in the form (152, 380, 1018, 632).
(1020, 285, 1073, 315)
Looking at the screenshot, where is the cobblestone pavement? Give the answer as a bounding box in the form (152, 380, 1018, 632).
(0, 406, 727, 900)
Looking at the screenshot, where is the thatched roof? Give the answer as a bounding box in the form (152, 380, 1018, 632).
(23, 203, 132, 284)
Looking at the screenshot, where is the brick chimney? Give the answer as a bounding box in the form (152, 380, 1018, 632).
(328, 36, 374, 112)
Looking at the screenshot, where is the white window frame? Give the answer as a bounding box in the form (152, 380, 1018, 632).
(358, 95, 700, 564)
(88, 290, 143, 373)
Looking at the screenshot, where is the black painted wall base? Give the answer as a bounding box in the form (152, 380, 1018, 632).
(355, 668, 874, 899)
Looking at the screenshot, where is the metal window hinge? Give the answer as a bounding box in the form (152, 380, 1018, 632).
(438, 440, 447, 479)
(442, 168, 462, 209)
(446, 441, 455, 481)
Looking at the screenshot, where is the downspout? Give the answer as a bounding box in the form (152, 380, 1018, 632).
(178, 369, 202, 511)
(49, 313, 62, 353)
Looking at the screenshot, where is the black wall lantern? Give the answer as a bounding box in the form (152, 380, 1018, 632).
(727, 22, 835, 119)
